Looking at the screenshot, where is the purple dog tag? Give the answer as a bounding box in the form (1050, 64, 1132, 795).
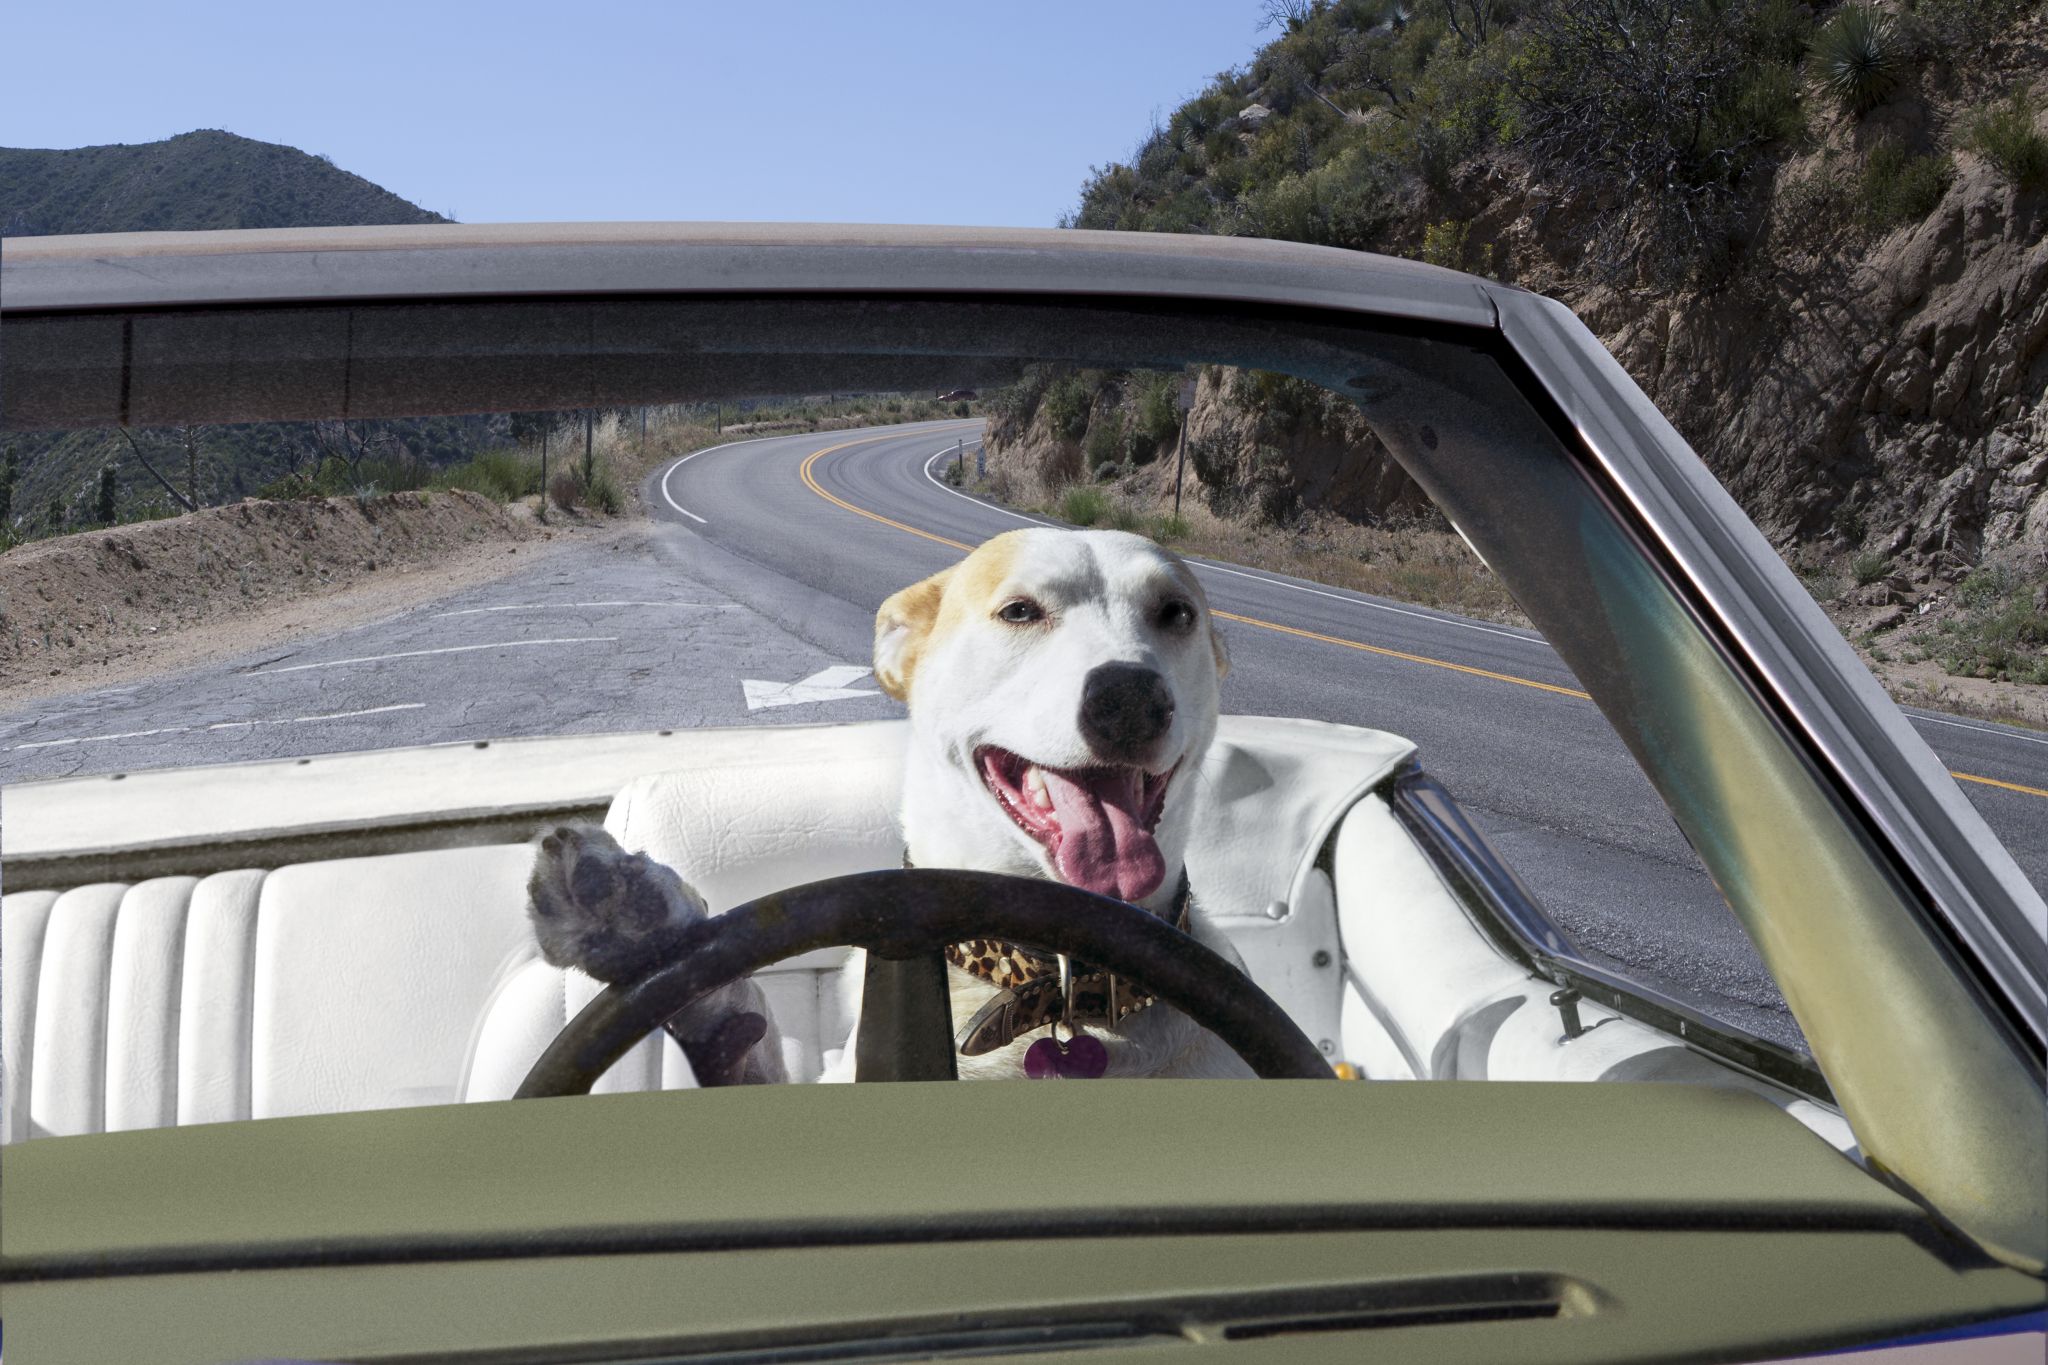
(1024, 1034, 1109, 1079)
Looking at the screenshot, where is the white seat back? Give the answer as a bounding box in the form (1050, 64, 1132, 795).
(2, 847, 691, 1143)
(3, 716, 1418, 1141)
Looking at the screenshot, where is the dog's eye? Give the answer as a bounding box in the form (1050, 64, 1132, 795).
(1158, 598, 1197, 631)
(996, 598, 1045, 625)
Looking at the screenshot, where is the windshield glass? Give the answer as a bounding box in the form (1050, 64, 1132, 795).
(2, 291, 2036, 1131)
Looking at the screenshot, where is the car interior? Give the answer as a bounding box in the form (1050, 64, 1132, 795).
(3, 236, 2042, 1362)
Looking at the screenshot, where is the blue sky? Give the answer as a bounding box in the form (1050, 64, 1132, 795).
(3, 1, 1269, 227)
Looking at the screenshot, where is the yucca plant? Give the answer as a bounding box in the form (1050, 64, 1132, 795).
(1811, 4, 1905, 116)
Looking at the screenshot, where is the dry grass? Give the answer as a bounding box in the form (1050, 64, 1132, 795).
(1152, 502, 1529, 627)
(988, 465, 1528, 627)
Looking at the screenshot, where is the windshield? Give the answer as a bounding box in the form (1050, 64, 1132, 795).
(4, 284, 2043, 1259)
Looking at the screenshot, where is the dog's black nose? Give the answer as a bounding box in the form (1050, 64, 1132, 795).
(1079, 663, 1175, 758)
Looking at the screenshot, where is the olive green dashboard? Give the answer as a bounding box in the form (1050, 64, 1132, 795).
(3, 1082, 2041, 1363)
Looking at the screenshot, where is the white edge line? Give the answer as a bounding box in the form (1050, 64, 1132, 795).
(253, 637, 617, 675)
(1906, 711, 2048, 749)
(11, 704, 430, 752)
(917, 444, 1543, 646)
(659, 439, 753, 522)
(667, 420, 981, 525)
(289, 702, 430, 724)
(429, 601, 726, 618)
(12, 726, 187, 751)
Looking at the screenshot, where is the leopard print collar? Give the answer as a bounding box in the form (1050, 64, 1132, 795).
(902, 853, 1192, 1056)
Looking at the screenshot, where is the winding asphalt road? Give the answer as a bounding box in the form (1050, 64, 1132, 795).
(5, 419, 2042, 1051)
(654, 419, 2048, 1046)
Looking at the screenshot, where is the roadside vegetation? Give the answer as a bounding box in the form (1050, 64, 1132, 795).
(1069, 0, 2043, 284)
(1006, 0, 2048, 707)
(0, 392, 977, 554)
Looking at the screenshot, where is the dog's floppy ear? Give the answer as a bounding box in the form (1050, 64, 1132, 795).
(1209, 618, 1231, 680)
(874, 568, 953, 701)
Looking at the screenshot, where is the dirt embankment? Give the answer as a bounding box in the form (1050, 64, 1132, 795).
(0, 490, 614, 708)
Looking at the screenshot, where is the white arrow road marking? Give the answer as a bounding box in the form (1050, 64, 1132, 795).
(742, 665, 881, 711)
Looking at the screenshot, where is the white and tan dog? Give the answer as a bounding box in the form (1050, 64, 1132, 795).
(873, 528, 1250, 1079)
(527, 528, 1251, 1082)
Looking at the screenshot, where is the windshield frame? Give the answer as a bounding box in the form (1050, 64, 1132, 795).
(5, 225, 2043, 1267)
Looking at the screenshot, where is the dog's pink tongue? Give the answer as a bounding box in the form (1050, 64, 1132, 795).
(1040, 767, 1166, 902)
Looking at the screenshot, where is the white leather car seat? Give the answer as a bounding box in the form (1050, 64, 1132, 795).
(2, 718, 1417, 1143)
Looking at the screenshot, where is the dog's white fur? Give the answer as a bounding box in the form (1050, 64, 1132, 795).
(858, 527, 1253, 1081)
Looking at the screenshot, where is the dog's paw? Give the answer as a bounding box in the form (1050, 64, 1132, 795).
(526, 824, 706, 983)
(526, 824, 789, 1087)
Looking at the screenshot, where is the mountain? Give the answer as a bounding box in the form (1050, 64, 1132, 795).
(0, 128, 447, 237)
(1, 131, 466, 541)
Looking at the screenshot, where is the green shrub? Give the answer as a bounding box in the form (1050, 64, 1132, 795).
(434, 448, 540, 502)
(1418, 218, 1473, 270)
(1106, 500, 1144, 532)
(1729, 62, 1807, 146)
(1963, 92, 2048, 191)
(1133, 371, 1183, 462)
(1751, 0, 1816, 64)
(1856, 140, 1952, 229)
(1060, 486, 1110, 526)
(1811, 4, 1906, 116)
(1933, 567, 2048, 684)
(585, 467, 624, 515)
(1852, 551, 1891, 586)
(1908, 0, 2040, 53)
(1148, 513, 1191, 542)
(1041, 374, 1093, 442)
(1955, 566, 2006, 609)
(1085, 412, 1126, 468)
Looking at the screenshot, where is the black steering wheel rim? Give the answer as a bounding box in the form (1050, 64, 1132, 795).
(515, 869, 1333, 1095)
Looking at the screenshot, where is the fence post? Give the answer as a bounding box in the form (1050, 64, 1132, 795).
(1172, 375, 1197, 519)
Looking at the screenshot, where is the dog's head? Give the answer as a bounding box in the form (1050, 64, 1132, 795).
(875, 528, 1229, 905)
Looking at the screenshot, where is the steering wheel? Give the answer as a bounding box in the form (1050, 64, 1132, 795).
(515, 869, 1333, 1094)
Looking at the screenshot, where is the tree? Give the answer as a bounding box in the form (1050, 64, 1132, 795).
(117, 429, 197, 512)
(1509, 0, 1771, 282)
(96, 466, 118, 524)
(45, 497, 65, 532)
(1259, 0, 1320, 32)
(508, 412, 551, 447)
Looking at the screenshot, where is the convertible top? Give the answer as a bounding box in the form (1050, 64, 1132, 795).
(0, 221, 1499, 323)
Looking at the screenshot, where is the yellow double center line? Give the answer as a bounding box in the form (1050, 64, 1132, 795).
(794, 438, 2046, 801)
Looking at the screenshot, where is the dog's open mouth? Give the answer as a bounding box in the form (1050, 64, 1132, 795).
(976, 746, 1175, 902)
